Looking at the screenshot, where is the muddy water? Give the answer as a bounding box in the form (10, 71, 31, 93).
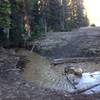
(18, 49, 74, 91)
(17, 49, 100, 91)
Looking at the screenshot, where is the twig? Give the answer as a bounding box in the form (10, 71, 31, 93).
(65, 75, 77, 90)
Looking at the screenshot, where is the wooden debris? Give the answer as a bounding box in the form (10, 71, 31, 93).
(51, 57, 100, 65)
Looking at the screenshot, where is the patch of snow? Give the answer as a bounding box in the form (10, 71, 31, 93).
(75, 71, 100, 94)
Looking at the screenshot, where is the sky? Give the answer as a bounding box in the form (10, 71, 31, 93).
(84, 0, 100, 26)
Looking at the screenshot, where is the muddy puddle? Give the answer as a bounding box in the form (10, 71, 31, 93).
(17, 49, 100, 93)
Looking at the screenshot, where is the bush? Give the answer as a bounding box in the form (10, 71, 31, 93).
(65, 20, 73, 31)
(31, 24, 44, 39)
(91, 24, 96, 27)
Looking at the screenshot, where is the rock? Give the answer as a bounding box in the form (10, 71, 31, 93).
(81, 48, 100, 56)
(74, 68, 83, 76)
(64, 65, 83, 76)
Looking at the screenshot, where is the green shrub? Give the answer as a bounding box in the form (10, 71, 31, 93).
(31, 24, 44, 39)
(91, 24, 96, 27)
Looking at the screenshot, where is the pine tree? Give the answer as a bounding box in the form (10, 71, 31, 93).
(9, 0, 31, 46)
(0, 0, 11, 45)
(9, 0, 24, 46)
(70, 0, 89, 28)
(46, 0, 62, 31)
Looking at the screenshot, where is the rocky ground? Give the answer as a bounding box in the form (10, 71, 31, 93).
(0, 47, 100, 100)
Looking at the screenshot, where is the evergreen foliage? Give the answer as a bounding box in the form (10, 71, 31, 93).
(0, 0, 11, 28)
(0, 0, 89, 47)
(0, 0, 11, 46)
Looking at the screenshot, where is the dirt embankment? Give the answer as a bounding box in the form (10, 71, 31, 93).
(32, 27, 100, 59)
(0, 47, 100, 100)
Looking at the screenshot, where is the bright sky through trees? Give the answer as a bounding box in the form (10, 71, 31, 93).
(84, 0, 100, 26)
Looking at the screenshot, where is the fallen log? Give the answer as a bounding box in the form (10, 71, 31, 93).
(51, 57, 100, 65)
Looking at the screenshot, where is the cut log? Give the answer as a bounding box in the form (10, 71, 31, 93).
(51, 57, 100, 65)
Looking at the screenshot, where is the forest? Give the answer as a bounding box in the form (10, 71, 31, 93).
(0, 0, 100, 99)
(0, 0, 89, 47)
